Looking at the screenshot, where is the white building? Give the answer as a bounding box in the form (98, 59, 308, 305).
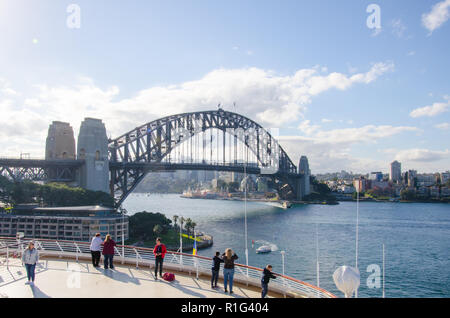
(390, 161, 401, 183)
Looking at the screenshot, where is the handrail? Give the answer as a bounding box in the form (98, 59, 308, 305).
(0, 236, 336, 298)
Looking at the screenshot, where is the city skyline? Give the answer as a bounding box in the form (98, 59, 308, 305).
(0, 0, 449, 174)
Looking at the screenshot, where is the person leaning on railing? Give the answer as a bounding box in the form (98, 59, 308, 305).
(22, 241, 39, 286)
(261, 264, 277, 298)
(90, 233, 102, 268)
(102, 234, 116, 270)
(211, 251, 224, 289)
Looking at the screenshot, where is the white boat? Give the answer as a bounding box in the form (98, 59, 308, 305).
(256, 245, 272, 254)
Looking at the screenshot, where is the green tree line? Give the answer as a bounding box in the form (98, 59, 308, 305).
(0, 176, 114, 207)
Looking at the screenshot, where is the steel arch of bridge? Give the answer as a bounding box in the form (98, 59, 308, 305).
(108, 109, 301, 206)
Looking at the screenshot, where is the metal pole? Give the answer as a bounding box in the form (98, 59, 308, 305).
(281, 251, 286, 298)
(316, 223, 320, 289)
(382, 243, 385, 298)
(355, 187, 359, 298)
(122, 207, 125, 265)
(244, 142, 249, 278)
(195, 230, 198, 280)
(180, 218, 183, 266)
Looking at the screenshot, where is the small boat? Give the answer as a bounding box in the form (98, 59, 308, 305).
(256, 245, 272, 254)
(282, 201, 292, 209)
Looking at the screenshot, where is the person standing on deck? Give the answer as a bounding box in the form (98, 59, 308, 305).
(22, 241, 39, 286)
(211, 251, 224, 289)
(102, 234, 116, 270)
(153, 237, 167, 280)
(90, 233, 102, 267)
(222, 248, 238, 294)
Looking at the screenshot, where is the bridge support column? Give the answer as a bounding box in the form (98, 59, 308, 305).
(77, 118, 109, 194)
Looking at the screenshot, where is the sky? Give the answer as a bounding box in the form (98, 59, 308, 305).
(0, 0, 449, 174)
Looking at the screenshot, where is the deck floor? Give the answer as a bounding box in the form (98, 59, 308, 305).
(0, 258, 265, 298)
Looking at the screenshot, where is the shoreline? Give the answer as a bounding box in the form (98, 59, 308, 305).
(180, 195, 339, 206)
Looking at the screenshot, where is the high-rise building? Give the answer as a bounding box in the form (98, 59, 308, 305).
(298, 156, 311, 198)
(390, 161, 401, 183)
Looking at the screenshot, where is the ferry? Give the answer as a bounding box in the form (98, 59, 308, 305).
(256, 245, 272, 254)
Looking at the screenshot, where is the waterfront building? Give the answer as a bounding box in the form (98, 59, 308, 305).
(390, 161, 401, 183)
(338, 185, 355, 194)
(353, 177, 368, 193)
(441, 187, 450, 197)
(406, 170, 418, 187)
(417, 174, 436, 187)
(430, 186, 440, 198)
(369, 172, 383, 182)
(0, 205, 128, 242)
(440, 172, 450, 184)
(240, 175, 257, 192)
(370, 180, 389, 189)
(256, 177, 269, 192)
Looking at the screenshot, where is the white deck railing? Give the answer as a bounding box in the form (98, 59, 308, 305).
(0, 236, 336, 298)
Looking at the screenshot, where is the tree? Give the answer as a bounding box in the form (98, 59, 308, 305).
(153, 224, 163, 237)
(172, 215, 179, 229)
(128, 211, 172, 242)
(191, 222, 197, 236)
(184, 218, 193, 236)
(400, 189, 416, 201)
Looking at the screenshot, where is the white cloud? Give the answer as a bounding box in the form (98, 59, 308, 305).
(410, 97, 450, 117)
(435, 122, 450, 130)
(391, 19, 407, 38)
(276, 124, 419, 173)
(422, 0, 450, 34)
(321, 118, 333, 123)
(394, 148, 450, 162)
(371, 28, 382, 37)
(0, 63, 394, 161)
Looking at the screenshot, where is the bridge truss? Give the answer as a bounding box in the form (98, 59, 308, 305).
(0, 158, 84, 183)
(109, 109, 301, 205)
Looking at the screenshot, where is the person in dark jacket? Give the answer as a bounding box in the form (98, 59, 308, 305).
(222, 248, 238, 294)
(153, 237, 167, 280)
(261, 264, 277, 298)
(102, 234, 116, 270)
(211, 251, 224, 288)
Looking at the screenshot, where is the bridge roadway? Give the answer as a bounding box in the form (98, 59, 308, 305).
(0, 158, 302, 180)
(0, 158, 84, 168)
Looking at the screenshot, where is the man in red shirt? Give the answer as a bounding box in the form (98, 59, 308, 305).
(153, 237, 166, 280)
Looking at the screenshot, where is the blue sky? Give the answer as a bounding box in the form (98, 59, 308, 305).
(0, 0, 449, 173)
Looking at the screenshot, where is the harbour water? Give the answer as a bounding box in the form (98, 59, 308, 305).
(123, 193, 450, 298)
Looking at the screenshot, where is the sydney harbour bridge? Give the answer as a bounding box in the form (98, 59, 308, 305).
(0, 109, 310, 206)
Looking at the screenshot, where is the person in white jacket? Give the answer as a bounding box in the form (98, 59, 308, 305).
(22, 241, 39, 286)
(90, 233, 103, 267)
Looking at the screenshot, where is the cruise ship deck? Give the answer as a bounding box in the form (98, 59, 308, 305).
(0, 258, 264, 298)
(0, 237, 336, 298)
